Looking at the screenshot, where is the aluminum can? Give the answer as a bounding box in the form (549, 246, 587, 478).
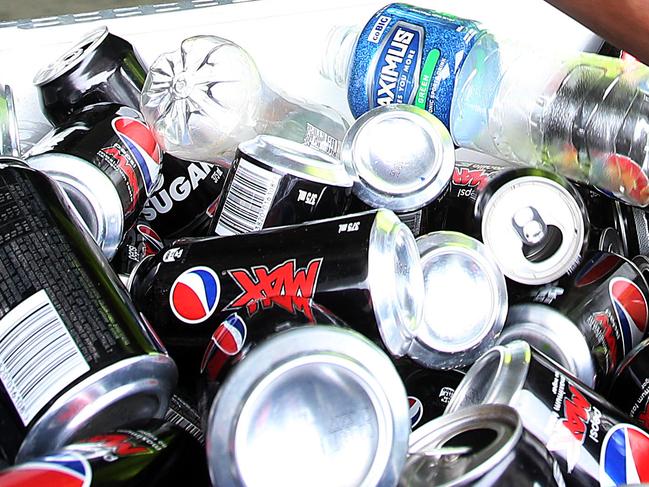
(33, 27, 146, 127)
(130, 209, 428, 370)
(200, 301, 410, 487)
(111, 222, 164, 277)
(446, 340, 648, 486)
(475, 168, 589, 286)
(500, 252, 649, 390)
(0, 160, 176, 463)
(209, 135, 352, 236)
(0, 84, 19, 157)
(401, 404, 564, 486)
(415, 231, 507, 369)
(143, 154, 227, 239)
(25, 103, 162, 259)
(0, 420, 209, 486)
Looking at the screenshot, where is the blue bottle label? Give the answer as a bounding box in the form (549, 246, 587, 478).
(369, 21, 423, 107)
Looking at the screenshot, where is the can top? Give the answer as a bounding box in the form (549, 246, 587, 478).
(368, 209, 425, 358)
(239, 135, 353, 187)
(0, 84, 20, 157)
(499, 304, 596, 388)
(33, 27, 109, 86)
(410, 231, 507, 369)
(477, 170, 587, 285)
(206, 325, 409, 487)
(25, 152, 124, 259)
(445, 340, 531, 414)
(341, 104, 455, 212)
(402, 404, 522, 486)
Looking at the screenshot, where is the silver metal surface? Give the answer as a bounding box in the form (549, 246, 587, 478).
(341, 104, 455, 212)
(402, 404, 521, 486)
(26, 152, 124, 260)
(368, 209, 425, 359)
(445, 341, 531, 414)
(410, 231, 508, 369)
(206, 325, 410, 487)
(239, 135, 352, 187)
(0, 84, 20, 157)
(33, 26, 108, 86)
(499, 304, 596, 388)
(17, 353, 177, 462)
(481, 175, 586, 285)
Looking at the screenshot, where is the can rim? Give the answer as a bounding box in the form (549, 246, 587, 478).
(16, 352, 177, 462)
(341, 104, 455, 212)
(238, 135, 353, 187)
(33, 27, 109, 86)
(0, 84, 20, 157)
(26, 152, 124, 260)
(499, 304, 596, 388)
(405, 404, 522, 485)
(206, 325, 409, 487)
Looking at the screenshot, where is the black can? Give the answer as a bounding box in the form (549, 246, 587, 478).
(199, 299, 410, 487)
(111, 222, 165, 277)
(396, 361, 465, 430)
(25, 103, 162, 259)
(130, 210, 426, 371)
(0, 160, 176, 463)
(402, 404, 564, 487)
(446, 340, 648, 487)
(608, 338, 649, 432)
(500, 251, 649, 390)
(209, 135, 352, 236)
(33, 27, 146, 127)
(0, 420, 209, 486)
(142, 155, 227, 239)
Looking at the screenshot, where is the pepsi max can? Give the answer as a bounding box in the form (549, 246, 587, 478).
(33, 27, 146, 127)
(200, 299, 410, 487)
(446, 340, 648, 487)
(0, 160, 175, 463)
(209, 135, 352, 236)
(0, 420, 209, 486)
(501, 252, 649, 390)
(129, 209, 425, 372)
(608, 338, 649, 431)
(25, 103, 162, 259)
(142, 154, 227, 239)
(111, 221, 164, 277)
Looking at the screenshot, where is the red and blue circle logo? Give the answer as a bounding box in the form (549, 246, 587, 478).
(136, 223, 163, 256)
(600, 424, 649, 486)
(609, 277, 648, 354)
(0, 453, 91, 487)
(212, 312, 247, 356)
(408, 396, 423, 429)
(112, 117, 162, 195)
(170, 266, 220, 324)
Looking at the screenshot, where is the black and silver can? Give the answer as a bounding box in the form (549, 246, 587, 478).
(608, 338, 649, 432)
(201, 301, 410, 487)
(143, 154, 227, 239)
(111, 222, 165, 277)
(33, 27, 146, 126)
(401, 404, 564, 486)
(25, 102, 162, 259)
(499, 251, 649, 389)
(475, 168, 589, 286)
(130, 209, 432, 368)
(210, 135, 352, 236)
(0, 420, 209, 486)
(0, 160, 175, 463)
(446, 340, 649, 487)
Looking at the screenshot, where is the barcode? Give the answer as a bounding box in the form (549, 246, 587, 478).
(399, 210, 422, 237)
(215, 159, 282, 236)
(165, 408, 205, 445)
(303, 123, 340, 158)
(0, 290, 89, 425)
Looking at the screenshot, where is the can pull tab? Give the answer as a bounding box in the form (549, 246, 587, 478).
(512, 207, 563, 262)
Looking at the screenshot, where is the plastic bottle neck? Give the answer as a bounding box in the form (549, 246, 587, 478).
(320, 25, 360, 88)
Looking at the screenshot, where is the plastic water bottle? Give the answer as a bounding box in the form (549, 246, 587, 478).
(141, 35, 348, 164)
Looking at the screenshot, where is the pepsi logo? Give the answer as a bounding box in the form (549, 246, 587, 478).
(136, 224, 163, 255)
(609, 277, 648, 354)
(408, 396, 423, 429)
(600, 424, 649, 486)
(200, 313, 247, 375)
(112, 117, 162, 195)
(170, 266, 220, 324)
(0, 453, 91, 487)
(575, 253, 621, 288)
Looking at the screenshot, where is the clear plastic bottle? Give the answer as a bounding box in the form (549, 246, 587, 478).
(141, 35, 348, 164)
